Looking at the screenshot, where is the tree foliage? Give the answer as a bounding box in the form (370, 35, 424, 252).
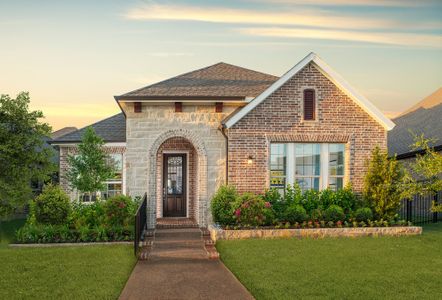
(66, 127, 115, 198)
(0, 92, 55, 216)
(363, 146, 409, 219)
(408, 133, 442, 212)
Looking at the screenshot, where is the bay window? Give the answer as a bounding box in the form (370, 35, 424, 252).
(270, 143, 346, 192)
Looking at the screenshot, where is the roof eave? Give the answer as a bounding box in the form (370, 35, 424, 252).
(114, 95, 247, 101)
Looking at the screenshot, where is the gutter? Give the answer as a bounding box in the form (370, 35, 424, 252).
(219, 125, 229, 185)
(394, 144, 442, 160)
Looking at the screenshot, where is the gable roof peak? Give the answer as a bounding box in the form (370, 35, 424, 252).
(224, 52, 395, 130)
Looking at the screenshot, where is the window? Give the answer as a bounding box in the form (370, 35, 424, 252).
(270, 143, 346, 192)
(270, 144, 286, 193)
(101, 153, 123, 199)
(303, 89, 315, 120)
(295, 144, 320, 191)
(328, 144, 345, 191)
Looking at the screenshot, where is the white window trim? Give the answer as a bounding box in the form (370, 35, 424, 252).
(274, 143, 347, 191)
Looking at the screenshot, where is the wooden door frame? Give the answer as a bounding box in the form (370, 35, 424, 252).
(161, 151, 189, 218)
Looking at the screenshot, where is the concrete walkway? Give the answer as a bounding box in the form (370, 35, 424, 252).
(119, 228, 253, 300)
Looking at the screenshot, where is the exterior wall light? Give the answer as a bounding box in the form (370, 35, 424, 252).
(247, 155, 254, 165)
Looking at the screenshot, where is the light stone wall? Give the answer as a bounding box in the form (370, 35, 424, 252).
(123, 103, 238, 228)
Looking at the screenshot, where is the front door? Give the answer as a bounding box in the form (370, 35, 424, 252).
(163, 154, 187, 217)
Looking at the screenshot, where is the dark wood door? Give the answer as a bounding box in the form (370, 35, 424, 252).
(163, 154, 187, 217)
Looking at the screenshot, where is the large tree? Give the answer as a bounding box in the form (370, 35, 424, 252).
(66, 127, 115, 200)
(0, 92, 56, 216)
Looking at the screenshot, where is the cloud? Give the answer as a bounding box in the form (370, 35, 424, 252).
(248, 0, 435, 7)
(124, 3, 402, 30)
(236, 27, 442, 48)
(147, 52, 194, 57)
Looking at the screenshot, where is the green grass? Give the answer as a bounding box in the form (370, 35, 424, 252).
(0, 219, 136, 299)
(217, 223, 442, 300)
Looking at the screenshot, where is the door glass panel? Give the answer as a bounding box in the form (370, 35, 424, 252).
(167, 156, 183, 195)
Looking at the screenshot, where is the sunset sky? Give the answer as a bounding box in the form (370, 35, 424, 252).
(1, 0, 441, 131)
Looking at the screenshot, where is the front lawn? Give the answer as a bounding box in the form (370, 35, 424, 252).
(217, 223, 442, 299)
(0, 219, 136, 299)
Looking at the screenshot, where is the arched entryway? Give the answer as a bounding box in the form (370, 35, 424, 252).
(148, 129, 208, 227)
(156, 137, 197, 219)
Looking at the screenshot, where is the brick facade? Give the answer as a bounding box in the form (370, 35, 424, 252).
(227, 63, 387, 194)
(59, 146, 126, 199)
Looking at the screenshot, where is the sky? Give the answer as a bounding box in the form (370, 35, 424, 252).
(1, 0, 441, 131)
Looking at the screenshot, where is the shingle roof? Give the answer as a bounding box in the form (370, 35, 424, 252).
(388, 101, 442, 157)
(50, 114, 126, 143)
(115, 62, 278, 100)
(51, 127, 77, 140)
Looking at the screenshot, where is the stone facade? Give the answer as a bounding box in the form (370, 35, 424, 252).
(123, 103, 237, 228)
(227, 63, 387, 194)
(59, 145, 126, 200)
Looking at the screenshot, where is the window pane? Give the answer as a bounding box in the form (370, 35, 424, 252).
(295, 144, 320, 176)
(328, 177, 343, 191)
(270, 144, 286, 190)
(329, 144, 344, 176)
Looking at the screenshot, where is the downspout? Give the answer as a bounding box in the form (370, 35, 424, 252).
(219, 125, 229, 185)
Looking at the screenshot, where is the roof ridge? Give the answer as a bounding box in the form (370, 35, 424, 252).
(53, 113, 124, 142)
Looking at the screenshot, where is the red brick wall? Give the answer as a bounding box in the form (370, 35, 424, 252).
(156, 137, 197, 220)
(227, 63, 387, 194)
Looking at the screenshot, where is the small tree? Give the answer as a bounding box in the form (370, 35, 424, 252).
(0, 92, 56, 216)
(408, 133, 442, 212)
(66, 127, 115, 200)
(363, 146, 409, 219)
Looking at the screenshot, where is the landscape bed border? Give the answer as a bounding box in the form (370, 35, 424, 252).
(208, 225, 422, 242)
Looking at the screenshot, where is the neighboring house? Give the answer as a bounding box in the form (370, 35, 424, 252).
(50, 52, 394, 228)
(388, 88, 442, 160)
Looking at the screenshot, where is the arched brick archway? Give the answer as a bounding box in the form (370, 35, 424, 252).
(147, 129, 208, 227)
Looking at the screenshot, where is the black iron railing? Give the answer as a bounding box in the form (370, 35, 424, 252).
(134, 193, 147, 256)
(399, 191, 441, 224)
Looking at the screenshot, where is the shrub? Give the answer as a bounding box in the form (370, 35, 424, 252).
(310, 208, 323, 221)
(103, 195, 136, 227)
(363, 146, 408, 219)
(335, 184, 358, 212)
(70, 201, 105, 229)
(263, 188, 285, 222)
(324, 205, 345, 222)
(301, 189, 320, 214)
(285, 205, 308, 223)
(32, 184, 71, 225)
(284, 184, 303, 205)
(319, 189, 336, 209)
(211, 185, 238, 225)
(232, 193, 272, 226)
(354, 207, 373, 222)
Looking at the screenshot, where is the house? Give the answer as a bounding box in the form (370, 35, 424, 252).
(50, 52, 394, 228)
(388, 88, 442, 160)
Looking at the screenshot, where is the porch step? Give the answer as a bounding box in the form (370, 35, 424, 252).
(154, 228, 202, 240)
(143, 227, 219, 261)
(156, 218, 198, 229)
